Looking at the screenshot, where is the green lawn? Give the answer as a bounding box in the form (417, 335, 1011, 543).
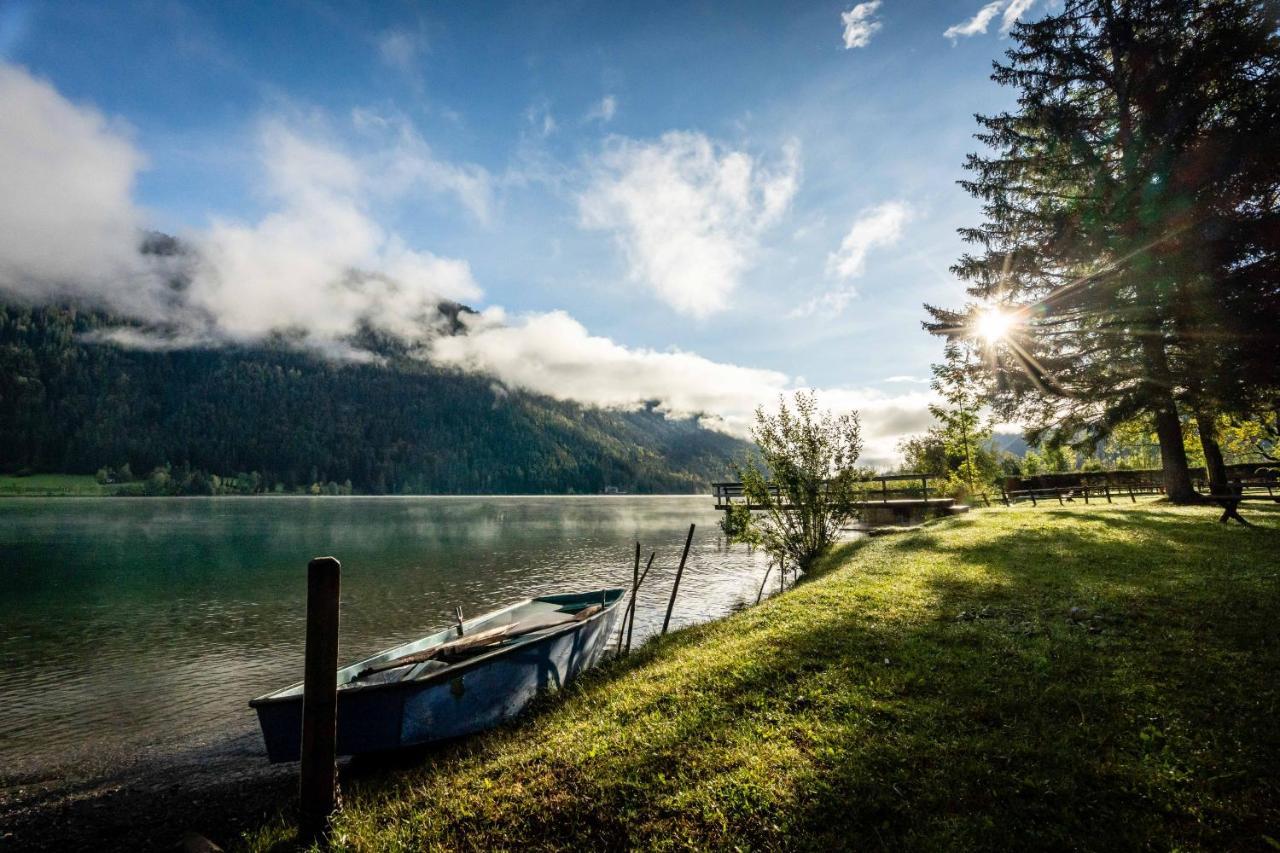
(0, 473, 114, 496)
(245, 500, 1280, 852)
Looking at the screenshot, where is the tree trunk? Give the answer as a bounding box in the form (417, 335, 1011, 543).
(1194, 409, 1229, 495)
(1139, 336, 1198, 504)
(1151, 401, 1197, 502)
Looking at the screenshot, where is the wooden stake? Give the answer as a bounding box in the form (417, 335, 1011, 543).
(756, 561, 773, 604)
(625, 551, 655, 652)
(299, 556, 341, 844)
(622, 545, 637, 650)
(616, 550, 656, 652)
(661, 523, 695, 635)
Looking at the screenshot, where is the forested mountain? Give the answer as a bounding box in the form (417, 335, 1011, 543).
(0, 303, 749, 494)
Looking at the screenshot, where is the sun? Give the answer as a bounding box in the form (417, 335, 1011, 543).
(975, 308, 1015, 343)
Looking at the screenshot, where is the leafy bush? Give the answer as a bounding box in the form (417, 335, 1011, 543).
(733, 392, 865, 573)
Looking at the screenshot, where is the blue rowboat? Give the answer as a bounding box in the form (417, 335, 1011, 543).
(249, 588, 625, 762)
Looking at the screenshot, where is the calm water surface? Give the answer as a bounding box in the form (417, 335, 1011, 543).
(0, 496, 776, 783)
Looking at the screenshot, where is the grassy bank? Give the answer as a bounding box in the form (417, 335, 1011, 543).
(245, 500, 1279, 851)
(0, 473, 115, 496)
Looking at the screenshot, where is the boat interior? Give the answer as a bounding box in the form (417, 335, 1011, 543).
(256, 589, 624, 700)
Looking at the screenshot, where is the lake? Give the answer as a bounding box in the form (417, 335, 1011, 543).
(0, 495, 776, 785)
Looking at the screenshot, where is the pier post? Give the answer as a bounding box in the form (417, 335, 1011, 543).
(300, 556, 341, 843)
(661, 523, 696, 635)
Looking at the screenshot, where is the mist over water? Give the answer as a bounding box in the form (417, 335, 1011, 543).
(0, 495, 778, 783)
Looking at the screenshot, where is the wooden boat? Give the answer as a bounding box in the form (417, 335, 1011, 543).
(250, 588, 624, 762)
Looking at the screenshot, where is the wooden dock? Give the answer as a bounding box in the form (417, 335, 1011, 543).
(712, 473, 956, 519)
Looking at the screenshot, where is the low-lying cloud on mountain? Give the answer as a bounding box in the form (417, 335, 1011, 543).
(0, 60, 938, 466)
(430, 309, 935, 463)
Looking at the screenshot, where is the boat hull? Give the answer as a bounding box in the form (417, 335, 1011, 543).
(252, 591, 622, 762)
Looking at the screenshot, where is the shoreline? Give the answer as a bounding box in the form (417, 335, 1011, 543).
(0, 731, 293, 852)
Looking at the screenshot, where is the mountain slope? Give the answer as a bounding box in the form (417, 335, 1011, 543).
(0, 304, 750, 494)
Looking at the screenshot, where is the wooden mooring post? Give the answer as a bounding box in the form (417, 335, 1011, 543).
(661, 523, 696, 635)
(299, 556, 341, 844)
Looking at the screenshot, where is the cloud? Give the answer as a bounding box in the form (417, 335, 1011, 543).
(579, 131, 800, 317)
(352, 108, 494, 222)
(377, 28, 426, 75)
(841, 2, 883, 49)
(827, 201, 909, 279)
(1000, 0, 1037, 30)
(884, 375, 929, 384)
(788, 287, 858, 319)
(0, 63, 157, 314)
(585, 95, 617, 123)
(525, 100, 557, 137)
(430, 308, 935, 466)
(790, 201, 908, 318)
(179, 120, 482, 345)
(944, 0, 1036, 40)
(0, 61, 487, 351)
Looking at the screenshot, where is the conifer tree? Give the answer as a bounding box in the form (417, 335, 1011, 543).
(928, 341, 997, 499)
(929, 0, 1280, 503)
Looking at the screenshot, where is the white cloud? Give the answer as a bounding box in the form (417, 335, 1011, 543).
(944, 0, 1036, 40)
(788, 287, 858, 319)
(430, 308, 935, 466)
(0, 63, 158, 315)
(841, 1, 883, 49)
(352, 108, 494, 223)
(1001, 0, 1037, 30)
(377, 28, 426, 75)
(579, 131, 800, 317)
(884, 375, 929, 384)
(182, 121, 482, 344)
(0, 61, 486, 351)
(525, 100, 557, 137)
(585, 95, 617, 123)
(827, 201, 909, 280)
(791, 201, 908, 317)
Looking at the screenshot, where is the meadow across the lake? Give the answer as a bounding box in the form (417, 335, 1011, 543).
(0, 474, 114, 497)
(245, 498, 1280, 852)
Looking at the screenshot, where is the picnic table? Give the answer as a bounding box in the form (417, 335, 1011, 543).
(1205, 479, 1280, 525)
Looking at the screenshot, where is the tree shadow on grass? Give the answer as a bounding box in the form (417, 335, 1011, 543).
(778, 512, 1280, 850)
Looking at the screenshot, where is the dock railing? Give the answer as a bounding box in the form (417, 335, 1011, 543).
(712, 472, 938, 510)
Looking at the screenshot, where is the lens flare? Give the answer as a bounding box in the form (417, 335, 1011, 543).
(975, 308, 1014, 343)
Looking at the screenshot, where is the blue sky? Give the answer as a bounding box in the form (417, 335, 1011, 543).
(0, 0, 1038, 462)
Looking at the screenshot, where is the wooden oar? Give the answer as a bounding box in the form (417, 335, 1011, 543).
(358, 625, 512, 676)
(359, 604, 605, 677)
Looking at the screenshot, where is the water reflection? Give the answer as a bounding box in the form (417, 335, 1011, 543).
(0, 496, 775, 781)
